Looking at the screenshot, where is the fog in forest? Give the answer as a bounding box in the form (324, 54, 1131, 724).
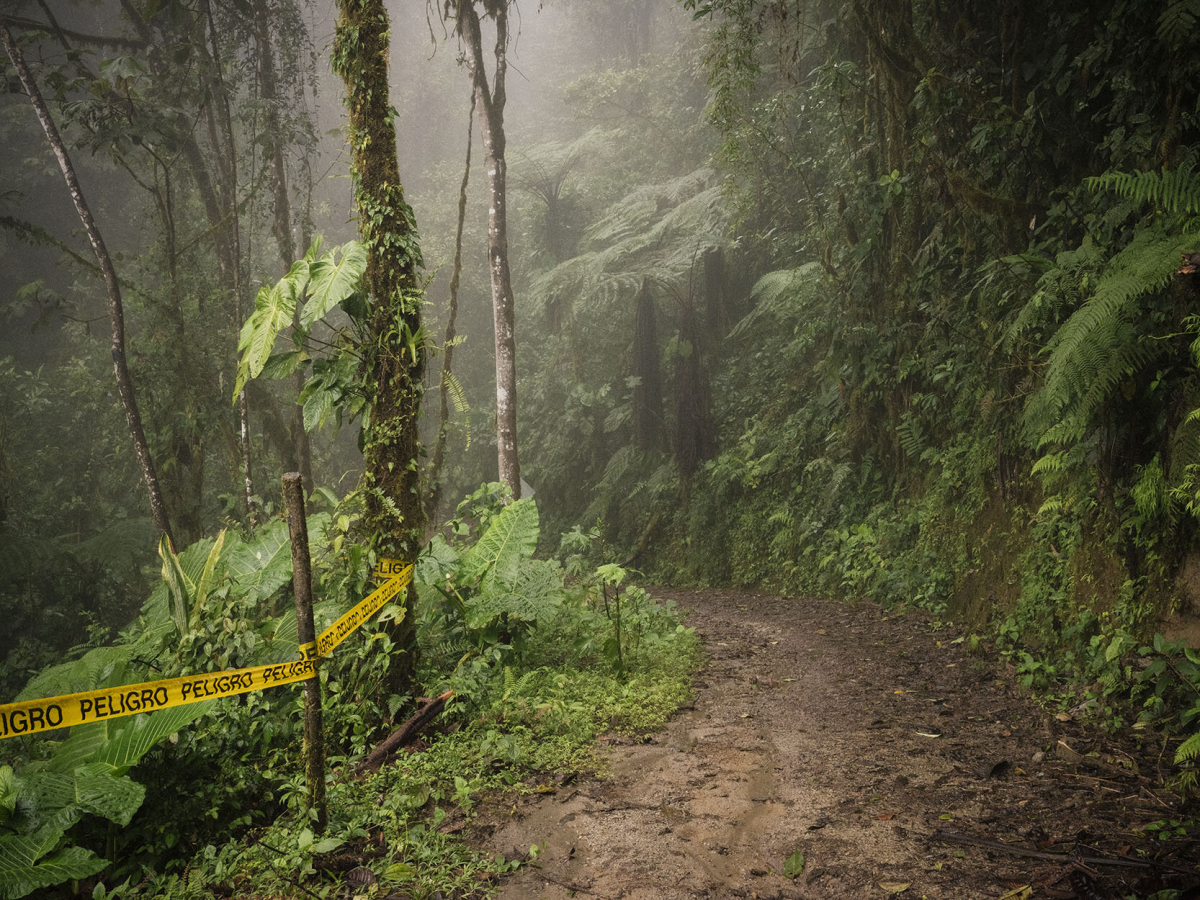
(0, 0, 706, 673)
(5, 3, 1200, 894)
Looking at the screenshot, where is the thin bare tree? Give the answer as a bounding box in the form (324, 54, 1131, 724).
(2, 22, 175, 547)
(448, 0, 521, 498)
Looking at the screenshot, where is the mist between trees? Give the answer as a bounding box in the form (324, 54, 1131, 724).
(4, 0, 1200, 892)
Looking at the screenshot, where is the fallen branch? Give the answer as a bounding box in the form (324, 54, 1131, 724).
(356, 690, 454, 775)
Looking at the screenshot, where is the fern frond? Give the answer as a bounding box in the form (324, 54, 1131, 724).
(1175, 729, 1200, 765)
(1086, 163, 1200, 216)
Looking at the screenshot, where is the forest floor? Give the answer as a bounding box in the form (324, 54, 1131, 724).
(469, 587, 1200, 900)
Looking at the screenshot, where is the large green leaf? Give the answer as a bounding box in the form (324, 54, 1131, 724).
(233, 259, 307, 399)
(0, 769, 14, 820)
(460, 499, 539, 585)
(16, 647, 135, 707)
(158, 534, 192, 636)
(72, 764, 145, 827)
(301, 241, 366, 327)
(13, 774, 79, 835)
(0, 825, 107, 900)
(466, 560, 564, 630)
(44, 724, 108, 775)
(90, 701, 216, 774)
(223, 521, 292, 604)
(302, 385, 335, 432)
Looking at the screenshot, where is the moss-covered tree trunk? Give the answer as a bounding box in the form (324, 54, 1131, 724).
(332, 0, 424, 698)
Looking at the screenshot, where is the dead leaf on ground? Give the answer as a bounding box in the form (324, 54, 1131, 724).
(998, 887, 1033, 900)
(879, 882, 910, 894)
(1056, 740, 1083, 764)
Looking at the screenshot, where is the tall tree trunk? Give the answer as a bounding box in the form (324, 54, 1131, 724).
(254, 0, 313, 489)
(429, 89, 476, 520)
(199, 0, 259, 526)
(456, 1, 521, 499)
(2, 22, 175, 548)
(333, 0, 425, 699)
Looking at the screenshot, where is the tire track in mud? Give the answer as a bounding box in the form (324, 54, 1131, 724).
(473, 588, 1195, 900)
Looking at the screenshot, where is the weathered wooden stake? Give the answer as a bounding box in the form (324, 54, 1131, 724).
(282, 472, 328, 833)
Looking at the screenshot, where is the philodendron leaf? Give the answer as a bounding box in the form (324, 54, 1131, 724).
(90, 701, 216, 774)
(302, 240, 366, 328)
(460, 499, 539, 585)
(233, 259, 306, 399)
(0, 825, 108, 899)
(72, 764, 145, 827)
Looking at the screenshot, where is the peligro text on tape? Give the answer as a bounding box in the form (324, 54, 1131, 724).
(315, 564, 412, 657)
(0, 561, 413, 741)
(294, 558, 407, 662)
(0, 658, 319, 740)
(373, 557, 408, 580)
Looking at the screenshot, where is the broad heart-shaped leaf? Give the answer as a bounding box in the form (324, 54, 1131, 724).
(233, 260, 306, 400)
(16, 646, 134, 707)
(0, 830, 108, 900)
(301, 240, 366, 328)
(0, 825, 107, 900)
(415, 535, 461, 586)
(72, 764, 145, 827)
(12, 773, 80, 835)
(460, 499, 539, 586)
(223, 521, 292, 605)
(45, 724, 108, 775)
(90, 701, 216, 774)
(260, 349, 309, 381)
(302, 385, 335, 433)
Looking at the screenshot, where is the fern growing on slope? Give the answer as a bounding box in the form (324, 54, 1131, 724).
(1016, 160, 1200, 513)
(1021, 225, 1192, 452)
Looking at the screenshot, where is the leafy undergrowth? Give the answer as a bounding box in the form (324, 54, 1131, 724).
(0, 483, 697, 900)
(155, 641, 697, 900)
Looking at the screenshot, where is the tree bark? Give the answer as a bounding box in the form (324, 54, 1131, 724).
(1, 22, 175, 548)
(282, 472, 328, 833)
(455, 1, 521, 499)
(333, 0, 425, 700)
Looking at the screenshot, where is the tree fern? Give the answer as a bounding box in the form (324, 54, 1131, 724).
(459, 499, 539, 586)
(1086, 163, 1200, 217)
(1022, 224, 1193, 451)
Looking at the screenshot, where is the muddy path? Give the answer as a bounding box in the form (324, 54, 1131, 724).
(473, 588, 1199, 899)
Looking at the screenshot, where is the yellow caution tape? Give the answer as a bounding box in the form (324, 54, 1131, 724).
(0, 560, 413, 741)
(315, 562, 412, 657)
(0, 657, 320, 740)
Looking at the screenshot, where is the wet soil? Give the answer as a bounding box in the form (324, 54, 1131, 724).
(472, 587, 1200, 899)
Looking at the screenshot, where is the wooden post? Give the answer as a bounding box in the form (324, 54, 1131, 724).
(282, 472, 327, 832)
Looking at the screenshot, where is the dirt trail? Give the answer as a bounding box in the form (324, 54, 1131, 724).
(474, 587, 1199, 899)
